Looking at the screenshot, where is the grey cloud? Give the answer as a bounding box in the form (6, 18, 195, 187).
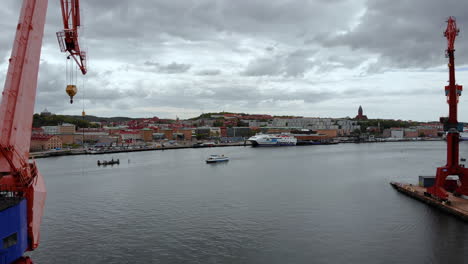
(143, 61, 159, 67)
(323, 0, 468, 70)
(144, 61, 192, 74)
(243, 49, 316, 77)
(341, 87, 440, 98)
(129, 81, 336, 111)
(158, 62, 191, 74)
(327, 54, 366, 69)
(35, 61, 125, 113)
(196, 69, 222, 76)
(0, 3, 21, 60)
(243, 56, 283, 76)
(80, 0, 362, 42)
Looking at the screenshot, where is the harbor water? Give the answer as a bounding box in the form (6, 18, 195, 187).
(31, 141, 468, 263)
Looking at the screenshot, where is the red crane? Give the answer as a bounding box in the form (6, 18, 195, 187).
(57, 0, 87, 75)
(57, 0, 87, 103)
(0, 1, 86, 263)
(426, 17, 468, 200)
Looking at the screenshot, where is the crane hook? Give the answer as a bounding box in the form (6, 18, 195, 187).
(66, 85, 77, 104)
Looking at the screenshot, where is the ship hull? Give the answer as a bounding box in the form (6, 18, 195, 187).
(250, 141, 296, 147)
(206, 158, 229, 163)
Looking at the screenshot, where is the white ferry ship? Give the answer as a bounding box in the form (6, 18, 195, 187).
(461, 131, 468, 141)
(247, 134, 297, 146)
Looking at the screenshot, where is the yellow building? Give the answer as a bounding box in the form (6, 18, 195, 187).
(58, 123, 76, 134)
(30, 135, 62, 152)
(140, 128, 154, 142)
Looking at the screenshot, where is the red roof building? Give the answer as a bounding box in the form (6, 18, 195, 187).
(32, 127, 44, 135)
(30, 135, 62, 152)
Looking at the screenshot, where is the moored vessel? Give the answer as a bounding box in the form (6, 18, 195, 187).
(247, 134, 297, 146)
(97, 159, 120, 166)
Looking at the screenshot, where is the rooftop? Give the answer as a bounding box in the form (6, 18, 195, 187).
(31, 134, 54, 141)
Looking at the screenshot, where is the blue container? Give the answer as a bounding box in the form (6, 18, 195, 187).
(0, 198, 28, 264)
(419, 176, 436, 187)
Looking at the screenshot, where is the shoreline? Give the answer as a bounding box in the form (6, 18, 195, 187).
(30, 138, 444, 159)
(30, 142, 250, 159)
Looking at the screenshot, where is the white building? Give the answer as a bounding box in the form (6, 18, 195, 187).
(391, 130, 404, 138)
(41, 126, 59, 135)
(120, 131, 142, 141)
(336, 119, 361, 135)
(242, 119, 272, 127)
(271, 118, 359, 135)
(209, 127, 219, 135)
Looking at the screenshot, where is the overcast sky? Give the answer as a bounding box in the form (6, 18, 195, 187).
(2, 0, 468, 121)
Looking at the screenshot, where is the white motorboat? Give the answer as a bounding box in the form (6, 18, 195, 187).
(206, 155, 229, 163)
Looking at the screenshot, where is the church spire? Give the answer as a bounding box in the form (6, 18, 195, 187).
(355, 105, 367, 120)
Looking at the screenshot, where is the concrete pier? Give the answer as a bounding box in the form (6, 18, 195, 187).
(391, 182, 468, 222)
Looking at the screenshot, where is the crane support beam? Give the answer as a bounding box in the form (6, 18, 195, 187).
(0, 0, 47, 165)
(0, 0, 48, 251)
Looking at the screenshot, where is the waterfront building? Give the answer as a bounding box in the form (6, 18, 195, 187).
(32, 127, 44, 135)
(176, 129, 193, 141)
(227, 127, 252, 138)
(209, 127, 221, 137)
(195, 127, 211, 139)
(196, 118, 215, 127)
(160, 129, 174, 140)
(316, 129, 338, 138)
(243, 119, 271, 127)
(416, 128, 438, 137)
(57, 123, 76, 145)
(58, 123, 76, 134)
(404, 129, 418, 138)
(382, 127, 440, 138)
(119, 131, 142, 143)
(179, 120, 198, 127)
(41, 126, 59, 135)
(30, 135, 62, 152)
(220, 127, 227, 137)
(390, 129, 404, 138)
(272, 117, 337, 129)
(140, 128, 154, 142)
(271, 118, 359, 136)
(152, 133, 164, 140)
(335, 119, 360, 135)
(73, 130, 115, 145)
